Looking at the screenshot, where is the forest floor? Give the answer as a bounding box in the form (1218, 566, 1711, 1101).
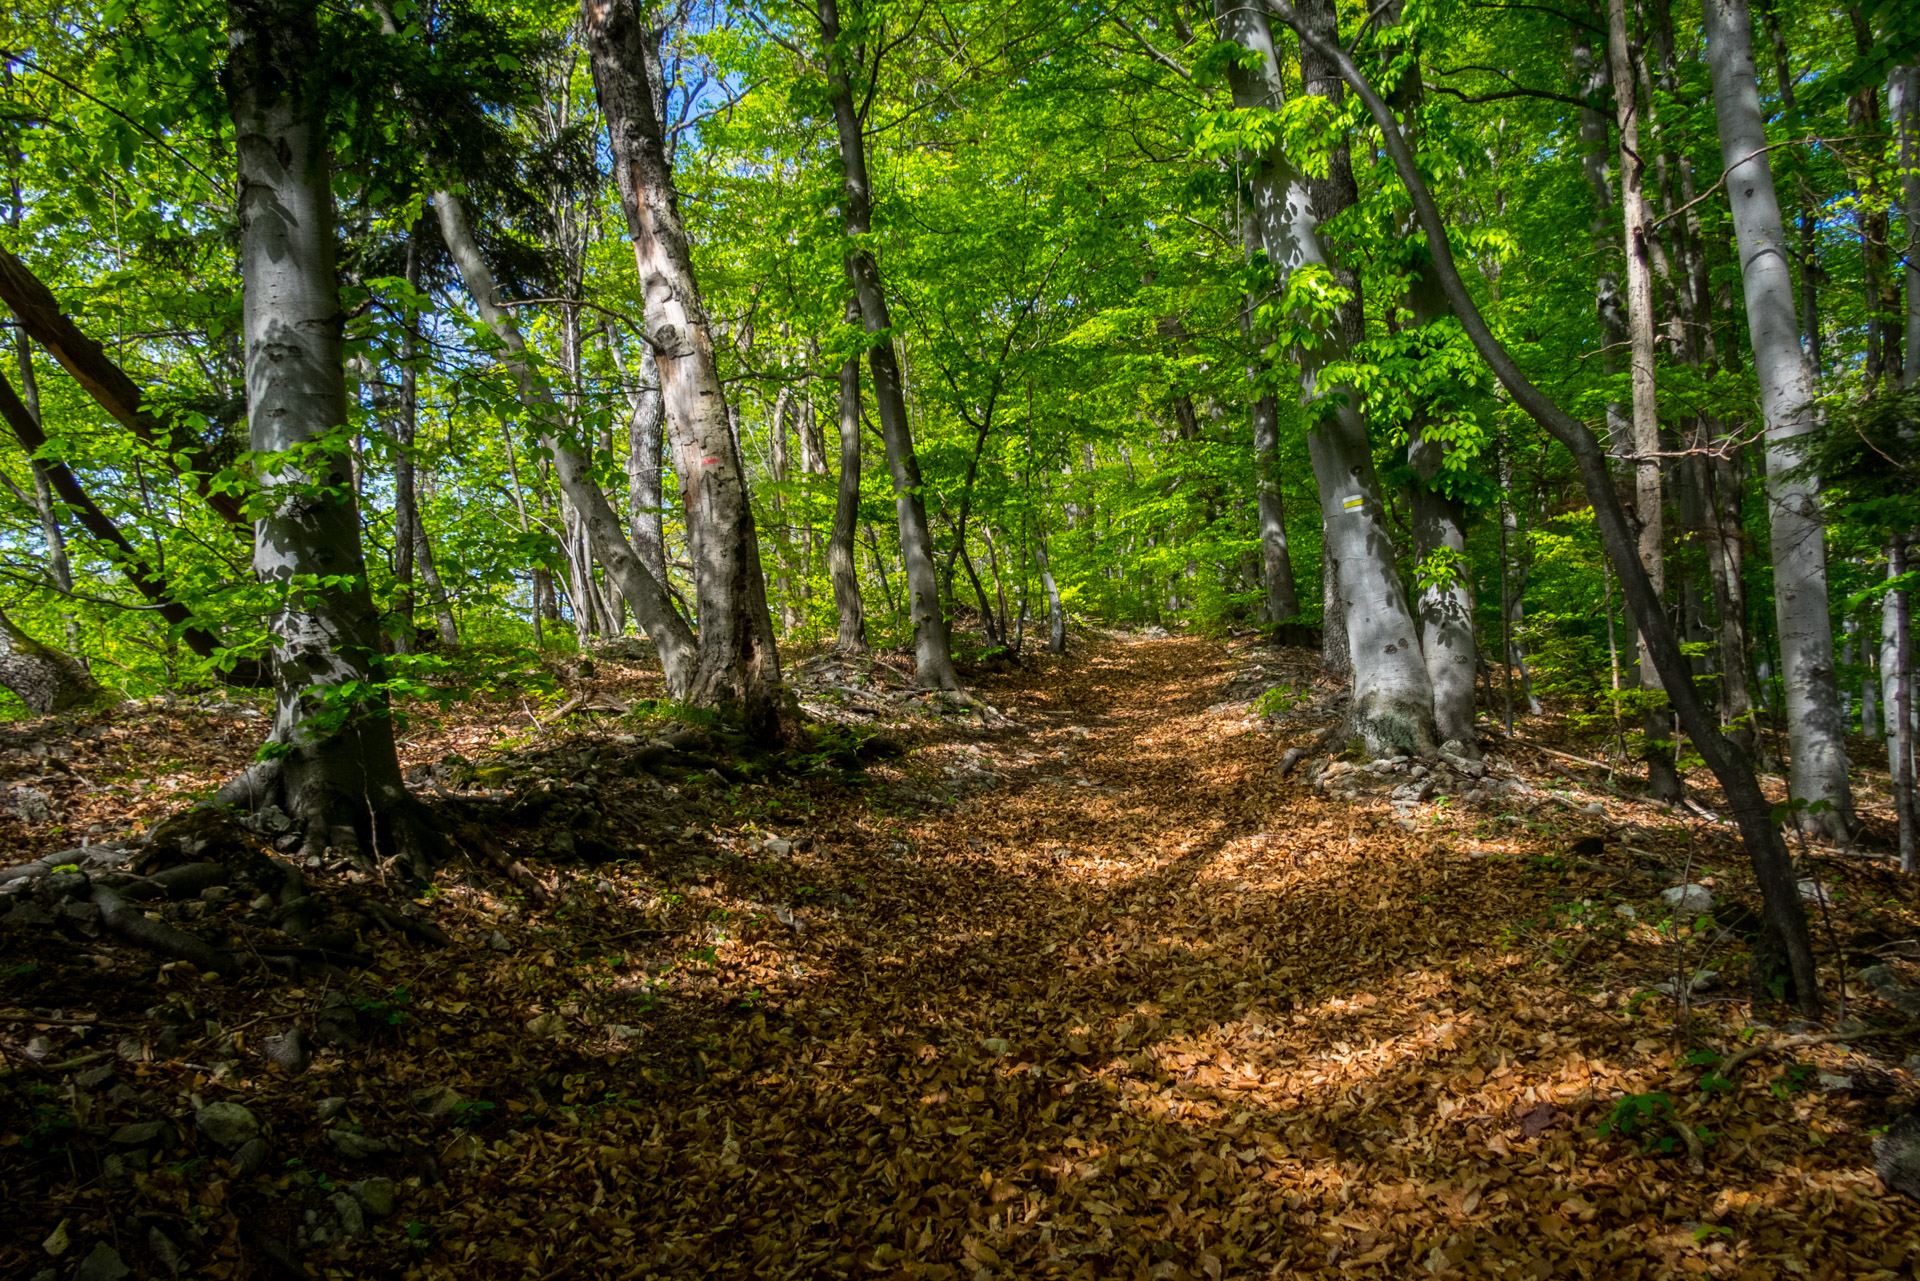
(4, 632, 1920, 1280)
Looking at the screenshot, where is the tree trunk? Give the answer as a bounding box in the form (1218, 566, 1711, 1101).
(224, 0, 434, 872)
(1240, 214, 1300, 625)
(1895, 63, 1919, 390)
(582, 0, 794, 741)
(831, 305, 869, 652)
(1608, 0, 1684, 802)
(815, 0, 960, 691)
(1037, 532, 1066, 654)
(432, 187, 694, 687)
(1221, 0, 1437, 756)
(1702, 0, 1855, 839)
(1573, 34, 1634, 464)
(1268, 0, 1821, 1010)
(388, 228, 422, 654)
(0, 606, 104, 713)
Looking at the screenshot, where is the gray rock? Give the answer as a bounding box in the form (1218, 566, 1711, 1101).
(262, 1026, 309, 1074)
(195, 1101, 260, 1148)
(1660, 884, 1715, 920)
(73, 1243, 129, 1281)
(313, 1002, 361, 1048)
(232, 1137, 270, 1175)
(327, 1129, 389, 1159)
(2, 900, 55, 929)
(316, 1096, 349, 1122)
(1819, 1073, 1854, 1093)
(411, 1082, 464, 1117)
(147, 1227, 184, 1275)
(352, 1176, 397, 1218)
(1876, 1113, 1920, 1200)
(43, 869, 90, 899)
(110, 1120, 170, 1146)
(1798, 878, 1832, 906)
(200, 884, 233, 905)
(487, 930, 513, 953)
(331, 1191, 366, 1237)
(252, 803, 295, 835)
(762, 837, 792, 858)
(1862, 964, 1899, 990)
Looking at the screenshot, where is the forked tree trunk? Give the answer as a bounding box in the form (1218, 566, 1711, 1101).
(831, 301, 870, 652)
(1702, 0, 1855, 838)
(582, 0, 796, 742)
(1267, 0, 1820, 1009)
(1221, 0, 1437, 756)
(1607, 0, 1684, 802)
(815, 0, 960, 691)
(223, 0, 435, 872)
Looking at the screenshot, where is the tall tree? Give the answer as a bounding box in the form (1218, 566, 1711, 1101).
(1701, 0, 1855, 838)
(1218, 0, 1439, 756)
(581, 0, 797, 741)
(811, 0, 961, 690)
(221, 0, 435, 869)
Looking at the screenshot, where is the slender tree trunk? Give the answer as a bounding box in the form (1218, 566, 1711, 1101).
(223, 0, 433, 870)
(1895, 63, 1920, 389)
(1574, 34, 1634, 465)
(1037, 530, 1066, 654)
(1608, 0, 1685, 802)
(1756, 0, 1822, 374)
(582, 0, 794, 741)
(433, 188, 694, 687)
(1703, 0, 1856, 839)
(830, 301, 869, 652)
(1221, 0, 1436, 755)
(387, 229, 422, 654)
(1889, 540, 1917, 870)
(814, 0, 959, 690)
(12, 336, 76, 651)
(604, 319, 670, 588)
(1270, 0, 1821, 1009)
(1240, 213, 1300, 624)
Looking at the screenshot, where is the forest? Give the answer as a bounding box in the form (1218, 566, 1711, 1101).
(3, 0, 1920, 1276)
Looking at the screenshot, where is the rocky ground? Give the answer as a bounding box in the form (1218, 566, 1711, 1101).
(2, 630, 1919, 1280)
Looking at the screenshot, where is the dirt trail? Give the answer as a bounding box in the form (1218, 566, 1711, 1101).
(5, 636, 1914, 1280)
(469, 636, 1911, 1280)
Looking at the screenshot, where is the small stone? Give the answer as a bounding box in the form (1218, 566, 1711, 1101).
(232, 1137, 270, 1175)
(763, 837, 792, 858)
(1660, 884, 1714, 920)
(200, 884, 233, 905)
(262, 1026, 309, 1074)
(607, 1024, 642, 1040)
(317, 1096, 349, 1122)
(331, 1191, 366, 1237)
(313, 1002, 361, 1048)
(73, 1243, 129, 1281)
(1613, 904, 1638, 921)
(249, 894, 273, 911)
(352, 1176, 397, 1218)
(410, 1082, 464, 1117)
(1798, 879, 1832, 906)
(1819, 1073, 1854, 1093)
(147, 1227, 183, 1275)
(1880, 1112, 1920, 1201)
(110, 1120, 169, 1146)
(195, 1101, 259, 1148)
(487, 930, 513, 953)
(24, 1034, 54, 1060)
(327, 1129, 389, 1159)
(253, 804, 295, 835)
(981, 1037, 1011, 1058)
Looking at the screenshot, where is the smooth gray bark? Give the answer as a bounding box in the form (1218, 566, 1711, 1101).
(432, 187, 697, 690)
(583, 0, 794, 741)
(1220, 0, 1437, 755)
(1896, 64, 1920, 389)
(1237, 210, 1300, 624)
(227, 0, 430, 869)
(1608, 0, 1684, 801)
(831, 300, 869, 652)
(1703, 0, 1855, 838)
(0, 606, 101, 713)
(814, 0, 958, 689)
(1266, 0, 1820, 1009)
